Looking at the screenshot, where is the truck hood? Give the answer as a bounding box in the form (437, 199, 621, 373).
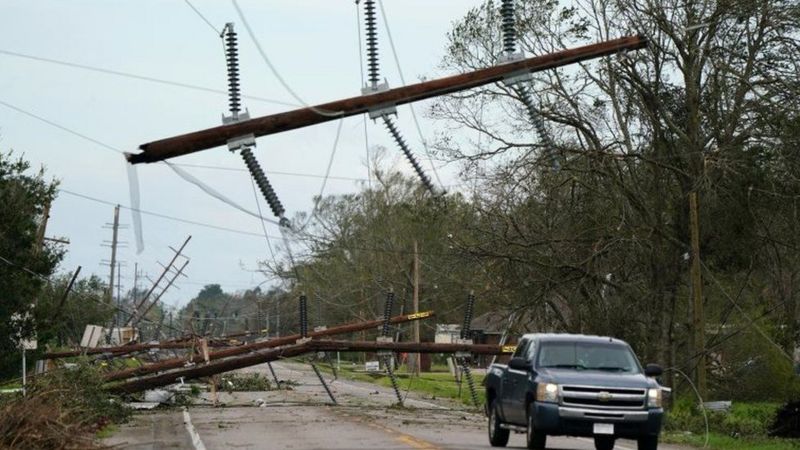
(537, 368, 656, 389)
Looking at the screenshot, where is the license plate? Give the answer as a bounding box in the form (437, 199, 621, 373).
(593, 423, 614, 435)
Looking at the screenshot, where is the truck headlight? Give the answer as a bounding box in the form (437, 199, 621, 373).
(536, 383, 559, 403)
(647, 388, 662, 408)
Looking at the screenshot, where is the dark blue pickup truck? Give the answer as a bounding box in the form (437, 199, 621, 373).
(484, 334, 664, 450)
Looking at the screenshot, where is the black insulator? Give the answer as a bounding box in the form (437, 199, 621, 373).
(513, 85, 560, 170)
(381, 290, 395, 337)
(382, 116, 436, 194)
(462, 364, 481, 407)
(461, 292, 476, 340)
(363, 0, 380, 88)
(240, 147, 287, 219)
(299, 294, 308, 338)
(500, 0, 517, 55)
(224, 24, 242, 117)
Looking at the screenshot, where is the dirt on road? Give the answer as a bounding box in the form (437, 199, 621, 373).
(104, 360, 691, 450)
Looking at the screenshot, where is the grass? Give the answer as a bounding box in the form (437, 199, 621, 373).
(324, 362, 485, 406)
(95, 424, 118, 439)
(663, 431, 800, 450)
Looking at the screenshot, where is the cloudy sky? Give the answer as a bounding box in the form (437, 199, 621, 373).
(0, 0, 482, 308)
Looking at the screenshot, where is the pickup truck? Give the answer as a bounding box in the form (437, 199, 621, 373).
(484, 333, 664, 450)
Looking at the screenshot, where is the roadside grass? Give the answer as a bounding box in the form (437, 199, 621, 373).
(662, 431, 800, 450)
(321, 362, 486, 407)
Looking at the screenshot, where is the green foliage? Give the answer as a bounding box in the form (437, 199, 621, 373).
(218, 373, 272, 392)
(666, 397, 782, 438)
(0, 151, 63, 378)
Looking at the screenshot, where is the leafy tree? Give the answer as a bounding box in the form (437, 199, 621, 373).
(0, 151, 63, 377)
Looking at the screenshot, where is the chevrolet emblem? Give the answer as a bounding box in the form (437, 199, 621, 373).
(597, 391, 612, 402)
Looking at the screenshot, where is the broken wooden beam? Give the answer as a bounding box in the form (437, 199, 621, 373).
(106, 338, 510, 394)
(129, 36, 647, 164)
(108, 342, 312, 394)
(104, 311, 434, 382)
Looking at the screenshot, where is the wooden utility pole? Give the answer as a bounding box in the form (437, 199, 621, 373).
(689, 192, 707, 398)
(409, 240, 421, 375)
(107, 205, 120, 303)
(129, 36, 647, 164)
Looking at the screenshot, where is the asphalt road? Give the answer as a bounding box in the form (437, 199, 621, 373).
(105, 361, 692, 450)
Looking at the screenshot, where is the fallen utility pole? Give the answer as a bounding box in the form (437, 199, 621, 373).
(104, 311, 435, 382)
(43, 340, 231, 359)
(310, 340, 511, 355)
(129, 36, 646, 164)
(107, 339, 511, 394)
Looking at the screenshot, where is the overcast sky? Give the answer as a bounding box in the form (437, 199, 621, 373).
(0, 0, 482, 309)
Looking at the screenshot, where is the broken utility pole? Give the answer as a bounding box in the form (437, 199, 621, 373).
(128, 36, 647, 164)
(104, 311, 434, 382)
(107, 339, 511, 394)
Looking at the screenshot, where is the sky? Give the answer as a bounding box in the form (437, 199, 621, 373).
(0, 0, 483, 309)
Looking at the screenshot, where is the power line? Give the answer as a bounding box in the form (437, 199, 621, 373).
(0, 98, 123, 155)
(376, 0, 445, 192)
(231, 0, 342, 118)
(0, 49, 298, 108)
(59, 188, 283, 240)
(0, 254, 190, 337)
(182, 0, 222, 35)
(172, 162, 367, 182)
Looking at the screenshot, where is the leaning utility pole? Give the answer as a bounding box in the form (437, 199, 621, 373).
(34, 201, 51, 256)
(689, 192, 707, 398)
(127, 236, 191, 325)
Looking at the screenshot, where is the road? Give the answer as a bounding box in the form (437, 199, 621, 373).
(105, 360, 692, 450)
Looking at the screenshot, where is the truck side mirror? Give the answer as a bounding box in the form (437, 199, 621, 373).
(644, 363, 663, 377)
(509, 357, 531, 371)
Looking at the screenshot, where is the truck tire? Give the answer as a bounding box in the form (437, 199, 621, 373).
(488, 401, 510, 447)
(594, 436, 615, 450)
(637, 435, 658, 450)
(526, 404, 546, 449)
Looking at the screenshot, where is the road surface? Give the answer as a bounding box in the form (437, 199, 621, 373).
(105, 360, 691, 450)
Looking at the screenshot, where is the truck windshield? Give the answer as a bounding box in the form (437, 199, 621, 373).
(536, 341, 640, 373)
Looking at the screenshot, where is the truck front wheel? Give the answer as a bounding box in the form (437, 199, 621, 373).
(488, 400, 510, 447)
(637, 435, 658, 450)
(526, 404, 547, 449)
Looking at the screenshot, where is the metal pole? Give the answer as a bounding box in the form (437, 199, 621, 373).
(108, 205, 119, 303)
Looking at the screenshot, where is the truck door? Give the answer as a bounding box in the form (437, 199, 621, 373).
(510, 338, 536, 424)
(503, 338, 530, 425)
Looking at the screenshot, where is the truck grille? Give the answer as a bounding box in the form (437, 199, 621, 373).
(561, 385, 646, 410)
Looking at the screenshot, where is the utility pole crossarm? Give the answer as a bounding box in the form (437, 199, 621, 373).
(129, 36, 647, 164)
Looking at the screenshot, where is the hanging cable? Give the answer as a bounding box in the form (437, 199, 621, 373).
(376, 0, 446, 193)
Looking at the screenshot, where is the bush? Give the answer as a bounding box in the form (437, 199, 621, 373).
(665, 397, 781, 438)
(0, 362, 129, 449)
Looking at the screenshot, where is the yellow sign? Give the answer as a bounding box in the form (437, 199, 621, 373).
(408, 311, 433, 320)
(501, 345, 517, 354)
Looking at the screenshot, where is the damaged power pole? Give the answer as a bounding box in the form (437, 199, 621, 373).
(128, 36, 647, 164)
